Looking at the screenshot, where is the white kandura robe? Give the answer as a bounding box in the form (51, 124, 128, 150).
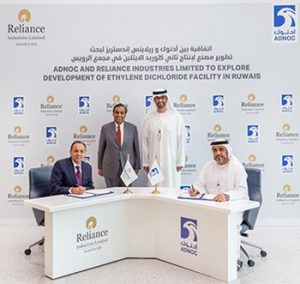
(142, 110, 185, 189)
(193, 156, 249, 258)
(193, 155, 248, 200)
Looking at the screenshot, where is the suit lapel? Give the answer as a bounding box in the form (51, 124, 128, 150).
(109, 122, 119, 147)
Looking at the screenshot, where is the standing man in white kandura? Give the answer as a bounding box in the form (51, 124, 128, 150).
(142, 88, 186, 189)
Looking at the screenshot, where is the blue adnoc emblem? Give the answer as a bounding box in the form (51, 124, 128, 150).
(180, 217, 198, 256)
(282, 155, 294, 173)
(281, 94, 293, 112)
(247, 125, 259, 144)
(13, 97, 24, 115)
(13, 156, 24, 175)
(79, 96, 90, 115)
(273, 5, 297, 42)
(145, 95, 153, 113)
(212, 95, 225, 113)
(46, 126, 57, 145)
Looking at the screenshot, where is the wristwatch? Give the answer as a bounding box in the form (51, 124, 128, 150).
(223, 193, 230, 201)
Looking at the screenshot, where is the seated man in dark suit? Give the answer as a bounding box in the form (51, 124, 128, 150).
(50, 140, 94, 195)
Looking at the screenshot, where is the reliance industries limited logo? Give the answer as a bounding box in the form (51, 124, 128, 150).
(73, 125, 96, 145)
(273, 5, 297, 42)
(242, 154, 265, 170)
(40, 96, 63, 116)
(46, 127, 57, 145)
(276, 123, 299, 144)
(7, 9, 46, 46)
(180, 217, 198, 256)
(282, 155, 294, 173)
(8, 185, 29, 206)
(241, 93, 264, 114)
(174, 94, 196, 115)
(40, 155, 55, 167)
(106, 95, 121, 112)
(8, 126, 30, 146)
(276, 184, 299, 205)
(76, 216, 109, 253)
(79, 96, 90, 115)
(181, 155, 197, 176)
(247, 124, 259, 143)
(13, 97, 24, 115)
(212, 94, 225, 113)
(13, 156, 25, 175)
(281, 93, 293, 112)
(207, 123, 230, 142)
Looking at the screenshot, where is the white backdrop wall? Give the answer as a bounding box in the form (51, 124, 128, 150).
(0, 2, 299, 224)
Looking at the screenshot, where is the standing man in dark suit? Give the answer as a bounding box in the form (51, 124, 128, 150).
(50, 140, 94, 195)
(98, 103, 141, 187)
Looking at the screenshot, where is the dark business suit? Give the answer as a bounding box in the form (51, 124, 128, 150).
(50, 157, 94, 195)
(98, 121, 141, 187)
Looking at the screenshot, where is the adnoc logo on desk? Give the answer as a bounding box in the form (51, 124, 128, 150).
(180, 217, 198, 256)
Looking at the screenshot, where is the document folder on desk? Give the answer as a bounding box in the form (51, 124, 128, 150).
(68, 189, 113, 199)
(177, 192, 215, 201)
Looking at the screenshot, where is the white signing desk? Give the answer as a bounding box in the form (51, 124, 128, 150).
(24, 188, 259, 282)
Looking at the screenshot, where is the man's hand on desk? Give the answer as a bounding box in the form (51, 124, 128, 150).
(188, 187, 199, 197)
(70, 186, 86, 195)
(213, 193, 229, 202)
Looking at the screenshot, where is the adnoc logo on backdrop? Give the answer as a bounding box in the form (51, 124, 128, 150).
(185, 125, 191, 144)
(247, 125, 259, 143)
(282, 155, 294, 173)
(145, 95, 153, 113)
(180, 217, 198, 256)
(273, 5, 297, 42)
(212, 94, 225, 113)
(79, 96, 91, 115)
(13, 156, 25, 175)
(46, 127, 57, 145)
(281, 93, 293, 112)
(13, 97, 24, 115)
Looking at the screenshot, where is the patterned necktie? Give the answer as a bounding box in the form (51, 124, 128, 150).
(116, 125, 121, 146)
(75, 166, 81, 185)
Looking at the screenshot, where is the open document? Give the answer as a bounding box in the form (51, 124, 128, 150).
(177, 192, 216, 201)
(68, 189, 113, 199)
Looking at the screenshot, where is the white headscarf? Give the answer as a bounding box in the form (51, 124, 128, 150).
(210, 139, 246, 193)
(148, 88, 178, 114)
(210, 139, 232, 159)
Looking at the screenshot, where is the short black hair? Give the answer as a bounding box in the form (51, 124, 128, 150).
(70, 140, 86, 151)
(113, 103, 127, 114)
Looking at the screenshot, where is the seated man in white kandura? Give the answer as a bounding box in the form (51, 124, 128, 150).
(189, 139, 248, 271)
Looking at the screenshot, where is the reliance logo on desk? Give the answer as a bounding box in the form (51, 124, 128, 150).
(180, 217, 198, 256)
(76, 216, 109, 253)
